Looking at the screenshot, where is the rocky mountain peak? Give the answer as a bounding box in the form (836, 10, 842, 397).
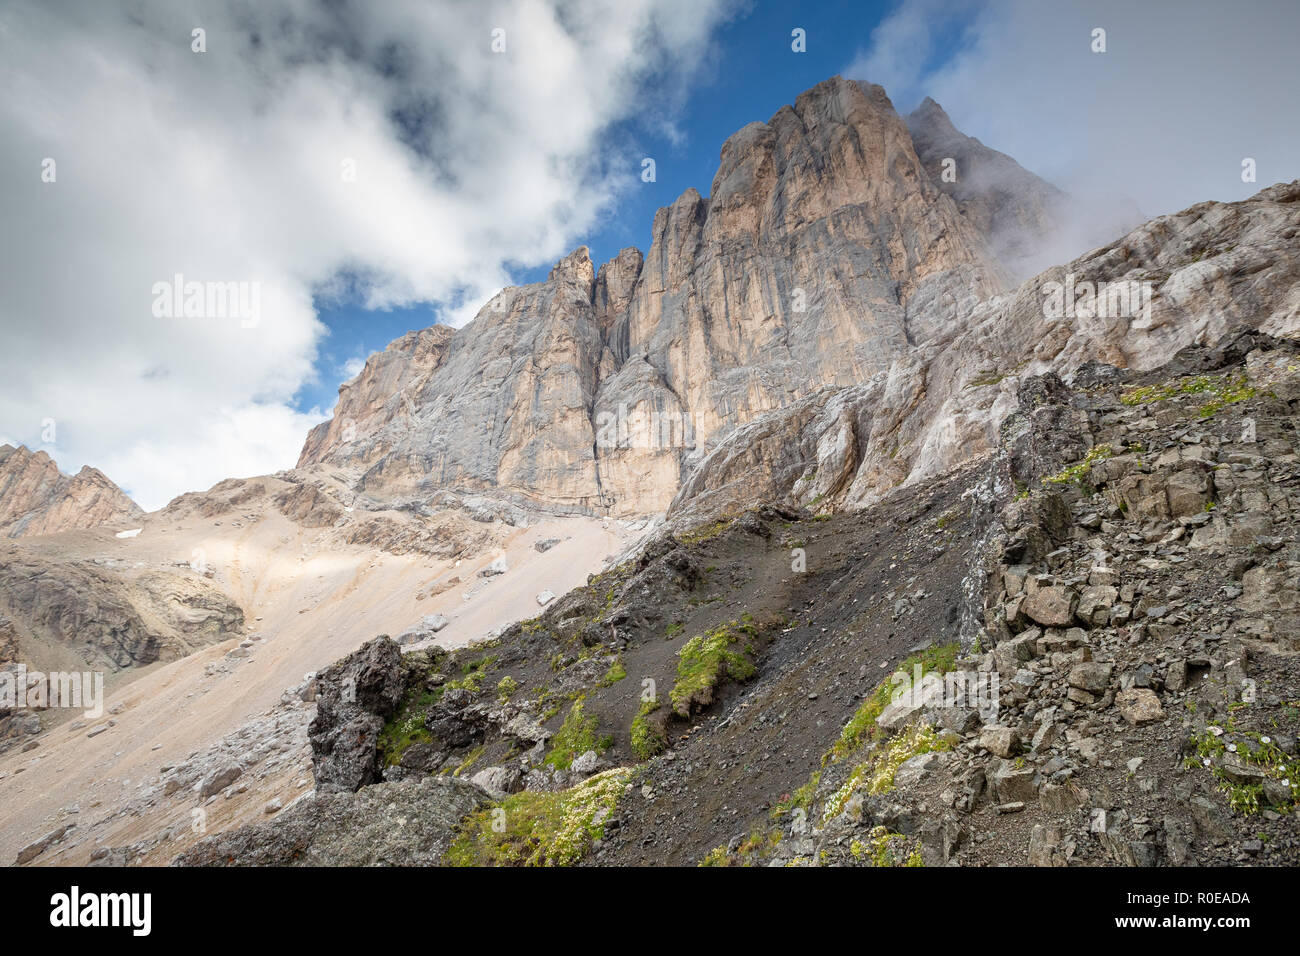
(906, 95, 1069, 280)
(0, 443, 143, 538)
(547, 245, 596, 295)
(298, 75, 1013, 515)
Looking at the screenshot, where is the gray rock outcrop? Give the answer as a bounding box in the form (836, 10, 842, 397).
(308, 637, 407, 793)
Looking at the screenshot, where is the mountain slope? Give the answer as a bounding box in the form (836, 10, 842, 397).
(177, 330, 1300, 867)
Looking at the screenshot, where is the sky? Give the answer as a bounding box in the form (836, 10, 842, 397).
(2, 0, 1298, 510)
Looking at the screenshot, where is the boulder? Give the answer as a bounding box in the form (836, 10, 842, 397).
(174, 776, 489, 866)
(479, 556, 509, 577)
(198, 761, 242, 798)
(470, 765, 524, 799)
(15, 824, 74, 865)
(989, 760, 1039, 803)
(978, 726, 1021, 758)
(1022, 585, 1078, 628)
(1068, 662, 1113, 695)
(1116, 688, 1164, 725)
(894, 751, 943, 789)
(1165, 468, 1213, 517)
(1075, 585, 1117, 628)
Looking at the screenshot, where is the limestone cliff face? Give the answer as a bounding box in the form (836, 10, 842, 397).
(297, 325, 456, 471)
(300, 249, 608, 511)
(300, 77, 1006, 514)
(0, 445, 143, 538)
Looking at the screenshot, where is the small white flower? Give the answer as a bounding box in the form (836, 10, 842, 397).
(1203, 758, 1212, 767)
(1227, 743, 1237, 752)
(1261, 736, 1272, 745)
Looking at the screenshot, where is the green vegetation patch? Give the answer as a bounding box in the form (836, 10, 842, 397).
(448, 744, 485, 777)
(630, 696, 666, 760)
(598, 658, 627, 687)
(544, 697, 613, 770)
(678, 515, 736, 545)
(1042, 443, 1114, 486)
(827, 642, 958, 763)
(376, 685, 442, 767)
(1121, 372, 1257, 418)
(699, 825, 783, 867)
(823, 723, 954, 823)
(773, 771, 821, 822)
(849, 826, 924, 867)
(1184, 723, 1298, 815)
(669, 619, 759, 716)
(496, 675, 519, 702)
(447, 767, 633, 866)
(445, 654, 498, 694)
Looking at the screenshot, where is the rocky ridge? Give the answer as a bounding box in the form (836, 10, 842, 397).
(0, 444, 143, 539)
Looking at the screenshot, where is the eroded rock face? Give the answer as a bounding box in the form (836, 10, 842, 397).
(297, 75, 1300, 525)
(0, 445, 142, 538)
(299, 250, 608, 512)
(669, 182, 1300, 520)
(0, 545, 245, 672)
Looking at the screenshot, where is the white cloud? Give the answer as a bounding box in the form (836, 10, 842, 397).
(848, 0, 1300, 223)
(0, 0, 734, 509)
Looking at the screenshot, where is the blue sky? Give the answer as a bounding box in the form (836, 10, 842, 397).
(299, 0, 938, 418)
